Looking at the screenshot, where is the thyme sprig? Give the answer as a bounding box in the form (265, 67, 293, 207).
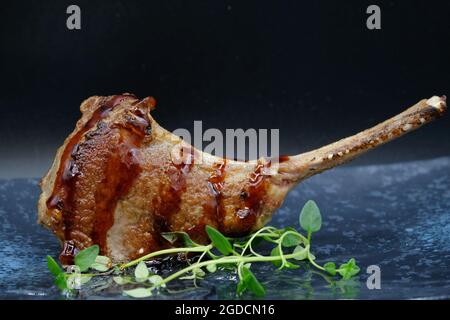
(46, 200, 360, 298)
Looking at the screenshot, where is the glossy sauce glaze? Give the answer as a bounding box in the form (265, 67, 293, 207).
(183, 160, 227, 242)
(206, 160, 227, 224)
(46, 94, 156, 260)
(46, 97, 132, 211)
(153, 146, 197, 237)
(235, 159, 271, 235)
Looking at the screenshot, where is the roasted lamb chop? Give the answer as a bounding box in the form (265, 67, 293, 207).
(38, 94, 447, 262)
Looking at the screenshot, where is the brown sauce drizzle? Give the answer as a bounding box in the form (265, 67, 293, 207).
(169, 146, 196, 192)
(278, 155, 290, 163)
(46, 94, 155, 259)
(91, 113, 149, 250)
(181, 160, 227, 243)
(204, 160, 227, 229)
(235, 159, 270, 234)
(153, 146, 196, 236)
(47, 95, 137, 211)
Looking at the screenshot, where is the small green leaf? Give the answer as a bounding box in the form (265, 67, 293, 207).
(95, 255, 111, 266)
(161, 231, 195, 247)
(324, 262, 337, 276)
(241, 267, 265, 297)
(135, 261, 149, 281)
(148, 275, 166, 288)
(337, 258, 360, 280)
(123, 287, 153, 298)
(206, 264, 217, 273)
(91, 262, 109, 272)
(47, 255, 62, 277)
(292, 245, 308, 260)
(113, 276, 131, 285)
(270, 246, 282, 267)
(54, 273, 68, 290)
(236, 279, 247, 296)
(299, 200, 322, 234)
(281, 233, 303, 247)
(74, 245, 99, 272)
(205, 225, 233, 255)
(349, 258, 356, 266)
(161, 232, 178, 243)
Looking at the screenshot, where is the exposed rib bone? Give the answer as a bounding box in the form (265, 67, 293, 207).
(277, 96, 447, 184)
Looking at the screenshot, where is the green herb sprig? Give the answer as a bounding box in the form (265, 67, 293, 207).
(46, 245, 112, 291)
(46, 200, 360, 297)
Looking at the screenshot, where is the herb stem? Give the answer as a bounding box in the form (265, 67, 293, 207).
(307, 252, 325, 271)
(119, 245, 213, 269)
(240, 226, 277, 256)
(158, 250, 307, 287)
(276, 230, 309, 269)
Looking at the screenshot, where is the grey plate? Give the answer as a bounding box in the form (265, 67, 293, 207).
(1, 157, 450, 300)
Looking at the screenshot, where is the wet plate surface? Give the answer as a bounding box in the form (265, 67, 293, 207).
(1, 157, 450, 300)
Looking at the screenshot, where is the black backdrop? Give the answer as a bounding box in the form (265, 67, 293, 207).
(1, 0, 449, 178)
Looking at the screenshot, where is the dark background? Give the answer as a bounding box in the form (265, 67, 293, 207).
(0, 0, 449, 178)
